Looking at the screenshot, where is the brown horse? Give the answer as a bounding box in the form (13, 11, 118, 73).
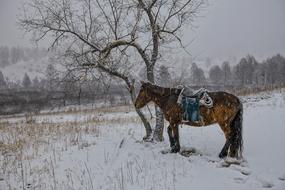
(135, 82, 243, 158)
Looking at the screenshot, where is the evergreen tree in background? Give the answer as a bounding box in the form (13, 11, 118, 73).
(22, 73, 32, 88)
(209, 65, 223, 85)
(45, 64, 59, 91)
(32, 76, 40, 89)
(0, 70, 7, 89)
(190, 63, 207, 85)
(221, 61, 232, 85)
(0, 46, 10, 67)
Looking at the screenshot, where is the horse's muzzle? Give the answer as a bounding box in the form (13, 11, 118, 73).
(134, 102, 139, 109)
(134, 102, 143, 109)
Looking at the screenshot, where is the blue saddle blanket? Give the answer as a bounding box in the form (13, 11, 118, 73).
(181, 96, 199, 122)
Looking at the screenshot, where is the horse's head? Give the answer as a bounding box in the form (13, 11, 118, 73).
(134, 81, 152, 109)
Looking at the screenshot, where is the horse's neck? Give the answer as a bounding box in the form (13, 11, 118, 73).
(148, 87, 173, 109)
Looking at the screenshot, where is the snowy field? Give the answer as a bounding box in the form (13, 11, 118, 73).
(0, 90, 285, 190)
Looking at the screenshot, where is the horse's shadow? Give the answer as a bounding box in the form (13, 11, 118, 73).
(161, 146, 202, 157)
(180, 147, 201, 157)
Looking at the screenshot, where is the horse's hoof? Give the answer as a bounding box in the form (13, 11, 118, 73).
(170, 147, 180, 153)
(161, 149, 171, 154)
(219, 152, 227, 158)
(142, 135, 153, 142)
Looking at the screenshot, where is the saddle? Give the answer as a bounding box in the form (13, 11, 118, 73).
(177, 86, 213, 122)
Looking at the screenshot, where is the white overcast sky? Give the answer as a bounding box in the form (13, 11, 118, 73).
(0, 0, 285, 61)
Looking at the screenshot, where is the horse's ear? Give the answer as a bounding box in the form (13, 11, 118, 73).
(140, 80, 145, 85)
(176, 88, 183, 94)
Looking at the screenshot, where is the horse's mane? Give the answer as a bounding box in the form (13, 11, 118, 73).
(144, 82, 180, 96)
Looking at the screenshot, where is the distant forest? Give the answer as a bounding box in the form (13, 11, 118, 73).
(185, 54, 285, 88)
(0, 46, 47, 67)
(0, 46, 285, 114)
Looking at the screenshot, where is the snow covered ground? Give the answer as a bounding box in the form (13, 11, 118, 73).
(0, 90, 285, 190)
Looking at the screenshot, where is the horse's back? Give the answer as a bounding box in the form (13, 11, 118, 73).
(195, 91, 241, 126)
(209, 91, 240, 106)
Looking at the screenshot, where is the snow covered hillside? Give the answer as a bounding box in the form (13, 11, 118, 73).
(1, 57, 48, 81)
(0, 90, 285, 190)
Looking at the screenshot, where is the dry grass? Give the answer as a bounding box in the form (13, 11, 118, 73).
(0, 103, 141, 159)
(0, 116, 101, 189)
(233, 86, 285, 96)
(0, 104, 146, 189)
(42, 104, 135, 117)
(0, 120, 100, 159)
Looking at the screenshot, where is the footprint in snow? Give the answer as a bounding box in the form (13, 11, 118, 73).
(234, 177, 247, 184)
(0, 173, 4, 181)
(216, 157, 251, 176)
(161, 147, 200, 157)
(229, 165, 252, 176)
(278, 173, 285, 181)
(258, 179, 274, 188)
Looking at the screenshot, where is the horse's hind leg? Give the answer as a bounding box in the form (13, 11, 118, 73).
(219, 139, 230, 158)
(218, 123, 231, 158)
(229, 107, 243, 158)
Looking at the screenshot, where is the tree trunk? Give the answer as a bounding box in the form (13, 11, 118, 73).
(152, 106, 164, 141)
(146, 65, 164, 142)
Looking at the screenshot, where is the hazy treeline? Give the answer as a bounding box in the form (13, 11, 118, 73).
(0, 63, 129, 114)
(148, 54, 285, 95)
(0, 53, 285, 114)
(0, 46, 47, 67)
(171, 54, 285, 94)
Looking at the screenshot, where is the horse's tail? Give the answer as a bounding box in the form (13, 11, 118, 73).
(230, 100, 243, 158)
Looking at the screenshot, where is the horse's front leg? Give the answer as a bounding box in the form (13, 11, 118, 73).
(167, 125, 175, 148)
(170, 124, 180, 153)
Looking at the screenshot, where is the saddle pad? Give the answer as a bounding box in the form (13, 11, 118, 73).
(177, 87, 213, 108)
(181, 96, 200, 122)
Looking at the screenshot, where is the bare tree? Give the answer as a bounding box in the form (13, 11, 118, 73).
(19, 0, 205, 141)
(157, 65, 171, 87)
(233, 56, 256, 86)
(0, 70, 6, 89)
